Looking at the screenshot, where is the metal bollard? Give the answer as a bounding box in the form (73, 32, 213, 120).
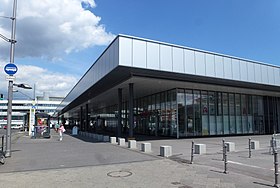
(190, 140, 194, 164)
(1, 135, 4, 151)
(249, 137, 252, 158)
(224, 144, 228, 174)
(222, 139, 225, 161)
(274, 148, 280, 188)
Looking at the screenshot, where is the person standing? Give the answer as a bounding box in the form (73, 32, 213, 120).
(58, 124, 66, 141)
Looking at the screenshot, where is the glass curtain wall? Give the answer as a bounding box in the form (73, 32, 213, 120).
(133, 89, 270, 137)
(82, 87, 279, 138)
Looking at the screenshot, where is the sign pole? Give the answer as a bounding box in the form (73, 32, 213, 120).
(5, 0, 17, 158)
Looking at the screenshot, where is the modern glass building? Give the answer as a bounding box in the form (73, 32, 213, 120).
(57, 35, 280, 138)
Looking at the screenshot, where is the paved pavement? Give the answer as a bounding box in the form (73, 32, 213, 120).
(0, 130, 277, 188)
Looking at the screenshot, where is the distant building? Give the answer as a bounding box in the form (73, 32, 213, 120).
(57, 35, 280, 138)
(0, 94, 63, 128)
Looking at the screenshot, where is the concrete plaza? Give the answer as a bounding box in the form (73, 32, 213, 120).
(0, 130, 277, 188)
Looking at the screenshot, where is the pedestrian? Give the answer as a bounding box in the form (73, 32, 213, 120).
(58, 124, 66, 141)
(55, 123, 60, 132)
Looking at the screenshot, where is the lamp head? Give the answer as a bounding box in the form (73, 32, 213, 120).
(14, 83, 32, 89)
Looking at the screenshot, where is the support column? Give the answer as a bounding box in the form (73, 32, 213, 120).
(85, 104, 89, 132)
(129, 83, 134, 138)
(118, 88, 122, 138)
(80, 106, 83, 131)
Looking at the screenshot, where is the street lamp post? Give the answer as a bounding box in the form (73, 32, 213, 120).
(5, 0, 18, 158)
(6, 83, 32, 157)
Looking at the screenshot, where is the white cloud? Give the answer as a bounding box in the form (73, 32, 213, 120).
(0, 0, 114, 100)
(0, 0, 115, 59)
(0, 60, 78, 98)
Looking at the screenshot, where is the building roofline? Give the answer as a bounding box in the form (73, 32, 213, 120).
(118, 34, 279, 69)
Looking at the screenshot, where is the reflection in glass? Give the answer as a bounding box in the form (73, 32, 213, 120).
(223, 93, 229, 134)
(241, 95, 248, 134)
(217, 92, 223, 135)
(186, 90, 193, 136)
(209, 92, 216, 135)
(178, 89, 186, 137)
(236, 94, 242, 133)
(229, 93, 236, 134)
(201, 91, 209, 135)
(194, 90, 201, 136)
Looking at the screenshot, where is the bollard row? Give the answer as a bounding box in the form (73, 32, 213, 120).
(109, 137, 173, 157)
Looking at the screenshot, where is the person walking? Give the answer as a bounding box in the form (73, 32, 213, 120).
(58, 124, 66, 141)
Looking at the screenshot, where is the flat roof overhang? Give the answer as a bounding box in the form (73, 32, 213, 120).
(60, 65, 280, 117)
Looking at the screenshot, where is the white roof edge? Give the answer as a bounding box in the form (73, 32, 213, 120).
(118, 34, 279, 68)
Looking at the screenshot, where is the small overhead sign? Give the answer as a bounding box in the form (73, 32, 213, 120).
(6, 75, 16, 81)
(4, 63, 18, 75)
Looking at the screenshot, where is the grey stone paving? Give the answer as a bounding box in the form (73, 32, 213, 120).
(0, 130, 277, 187)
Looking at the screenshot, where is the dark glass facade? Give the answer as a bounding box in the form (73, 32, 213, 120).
(70, 88, 280, 138)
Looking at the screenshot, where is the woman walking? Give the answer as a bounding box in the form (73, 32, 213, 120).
(58, 124, 66, 141)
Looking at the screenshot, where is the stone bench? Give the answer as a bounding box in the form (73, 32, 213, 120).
(225, 142, 235, 152)
(110, 137, 117, 144)
(194, 144, 206, 154)
(141, 143, 151, 152)
(128, 140, 137, 149)
(160, 146, 172, 157)
(251, 140, 260, 149)
(118, 138, 126, 146)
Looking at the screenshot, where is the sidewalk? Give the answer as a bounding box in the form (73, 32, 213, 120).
(0, 131, 276, 187)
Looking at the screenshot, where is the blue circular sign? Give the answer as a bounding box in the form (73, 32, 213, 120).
(4, 63, 18, 75)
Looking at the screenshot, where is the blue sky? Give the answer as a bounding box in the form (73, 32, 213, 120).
(93, 0, 280, 65)
(0, 0, 280, 98)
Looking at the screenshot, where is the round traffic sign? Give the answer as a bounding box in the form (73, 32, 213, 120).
(4, 63, 18, 75)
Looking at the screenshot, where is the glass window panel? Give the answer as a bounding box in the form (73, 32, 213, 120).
(223, 93, 229, 134)
(235, 94, 242, 133)
(166, 91, 172, 136)
(209, 91, 216, 135)
(194, 90, 201, 136)
(201, 91, 209, 135)
(151, 95, 156, 111)
(229, 93, 236, 134)
(185, 90, 194, 136)
(170, 90, 177, 137)
(178, 89, 186, 137)
(156, 94, 161, 110)
(248, 95, 253, 133)
(241, 95, 248, 134)
(217, 92, 223, 135)
(159, 92, 167, 136)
